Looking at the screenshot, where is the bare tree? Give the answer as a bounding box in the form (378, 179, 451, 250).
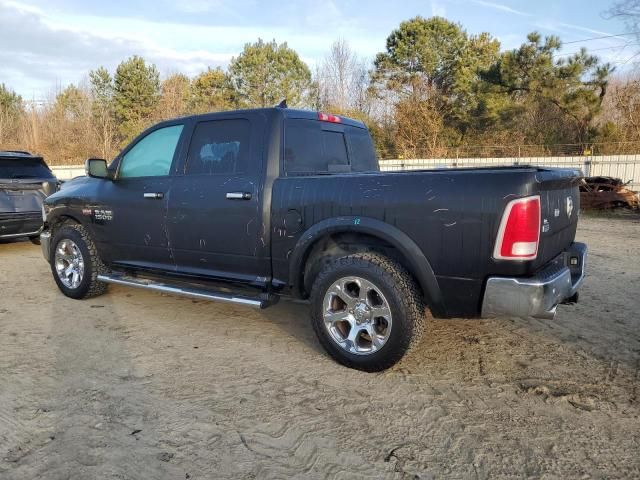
(318, 39, 369, 113)
(91, 99, 117, 160)
(88, 67, 118, 160)
(155, 73, 191, 120)
(0, 108, 12, 146)
(394, 84, 449, 158)
(605, 1, 640, 32)
(21, 101, 42, 156)
(0, 84, 23, 148)
(596, 74, 640, 145)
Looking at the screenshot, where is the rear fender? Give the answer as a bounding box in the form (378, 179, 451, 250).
(288, 216, 446, 317)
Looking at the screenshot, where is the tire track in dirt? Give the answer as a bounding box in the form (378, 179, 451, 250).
(0, 256, 63, 474)
(239, 420, 393, 479)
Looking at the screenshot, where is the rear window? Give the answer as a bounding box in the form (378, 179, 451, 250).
(284, 119, 377, 175)
(0, 157, 53, 179)
(346, 127, 378, 172)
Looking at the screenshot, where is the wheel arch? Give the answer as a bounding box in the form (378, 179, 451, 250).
(48, 211, 82, 233)
(47, 210, 105, 262)
(288, 216, 446, 317)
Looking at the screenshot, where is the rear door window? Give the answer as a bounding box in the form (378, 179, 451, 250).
(185, 119, 251, 175)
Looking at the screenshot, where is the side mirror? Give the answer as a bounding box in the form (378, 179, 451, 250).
(85, 158, 110, 179)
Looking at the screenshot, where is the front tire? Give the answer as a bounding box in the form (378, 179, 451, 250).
(50, 224, 108, 299)
(310, 252, 426, 372)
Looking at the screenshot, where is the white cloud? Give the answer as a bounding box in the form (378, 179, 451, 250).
(1, 0, 236, 98)
(169, 0, 250, 22)
(0, 0, 385, 99)
(556, 22, 614, 37)
(431, 0, 447, 17)
(471, 0, 532, 17)
(173, 0, 222, 13)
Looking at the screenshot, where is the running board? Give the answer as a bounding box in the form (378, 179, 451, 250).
(96, 273, 274, 309)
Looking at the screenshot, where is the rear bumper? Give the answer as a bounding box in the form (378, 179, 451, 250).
(0, 212, 43, 239)
(481, 242, 587, 320)
(40, 230, 51, 262)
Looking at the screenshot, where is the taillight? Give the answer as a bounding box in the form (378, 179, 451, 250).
(318, 112, 342, 123)
(493, 195, 541, 260)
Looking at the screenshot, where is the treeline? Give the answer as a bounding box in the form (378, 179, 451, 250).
(0, 16, 636, 164)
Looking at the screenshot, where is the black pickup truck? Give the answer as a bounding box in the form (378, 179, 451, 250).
(40, 107, 586, 371)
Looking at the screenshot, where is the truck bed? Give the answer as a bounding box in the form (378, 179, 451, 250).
(271, 166, 581, 317)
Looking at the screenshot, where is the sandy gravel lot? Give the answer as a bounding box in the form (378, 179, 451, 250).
(1, 215, 639, 479)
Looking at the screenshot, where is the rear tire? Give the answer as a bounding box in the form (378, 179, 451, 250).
(310, 252, 426, 372)
(50, 224, 108, 299)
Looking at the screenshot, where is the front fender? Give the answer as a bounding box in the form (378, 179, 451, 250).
(45, 201, 89, 231)
(288, 216, 446, 317)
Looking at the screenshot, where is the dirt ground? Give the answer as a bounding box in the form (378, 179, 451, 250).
(1, 215, 639, 479)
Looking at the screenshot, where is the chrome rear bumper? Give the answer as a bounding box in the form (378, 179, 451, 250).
(40, 230, 51, 263)
(481, 242, 587, 320)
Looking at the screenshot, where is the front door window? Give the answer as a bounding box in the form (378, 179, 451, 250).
(119, 125, 184, 178)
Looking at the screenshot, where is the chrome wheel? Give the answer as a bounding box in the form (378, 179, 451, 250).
(54, 239, 85, 289)
(322, 276, 393, 355)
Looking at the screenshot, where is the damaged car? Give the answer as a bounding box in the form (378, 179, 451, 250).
(0, 151, 57, 242)
(579, 176, 639, 210)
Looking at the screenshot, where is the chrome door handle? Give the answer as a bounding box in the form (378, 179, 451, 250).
(143, 192, 164, 199)
(226, 192, 252, 200)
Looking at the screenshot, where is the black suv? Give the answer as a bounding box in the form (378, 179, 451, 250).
(0, 151, 57, 241)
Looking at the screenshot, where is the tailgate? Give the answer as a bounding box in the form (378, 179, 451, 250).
(0, 181, 51, 236)
(0, 156, 56, 216)
(0, 181, 48, 214)
(532, 168, 582, 269)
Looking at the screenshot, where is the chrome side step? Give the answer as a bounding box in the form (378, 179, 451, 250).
(96, 273, 270, 308)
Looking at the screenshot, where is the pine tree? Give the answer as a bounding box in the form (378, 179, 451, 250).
(229, 39, 312, 108)
(113, 56, 160, 143)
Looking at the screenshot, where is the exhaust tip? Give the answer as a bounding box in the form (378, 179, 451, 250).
(561, 292, 579, 305)
(534, 306, 557, 320)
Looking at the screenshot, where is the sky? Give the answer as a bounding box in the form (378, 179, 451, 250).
(0, 0, 632, 101)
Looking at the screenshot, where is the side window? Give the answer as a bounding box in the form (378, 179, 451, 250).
(119, 125, 183, 178)
(186, 119, 251, 175)
(285, 119, 349, 174)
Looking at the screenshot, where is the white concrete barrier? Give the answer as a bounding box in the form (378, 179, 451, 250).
(50, 165, 86, 180)
(380, 154, 640, 190)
